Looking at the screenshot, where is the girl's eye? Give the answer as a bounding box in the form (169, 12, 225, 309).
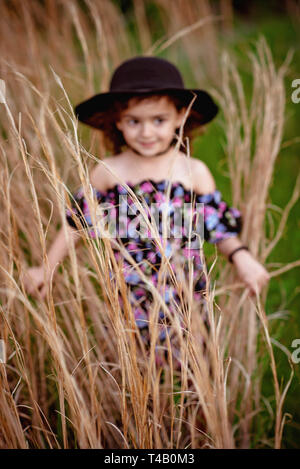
(154, 117, 165, 125)
(127, 119, 139, 126)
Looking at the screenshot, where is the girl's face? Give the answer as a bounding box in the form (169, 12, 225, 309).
(116, 96, 186, 158)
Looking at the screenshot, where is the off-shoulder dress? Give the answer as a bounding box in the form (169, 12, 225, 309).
(66, 179, 242, 354)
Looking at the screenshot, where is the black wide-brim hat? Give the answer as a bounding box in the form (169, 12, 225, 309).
(74, 56, 219, 129)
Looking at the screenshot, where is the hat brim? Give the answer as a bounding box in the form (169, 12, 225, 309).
(74, 88, 218, 130)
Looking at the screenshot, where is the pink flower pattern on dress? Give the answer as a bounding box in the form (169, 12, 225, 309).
(66, 179, 242, 360)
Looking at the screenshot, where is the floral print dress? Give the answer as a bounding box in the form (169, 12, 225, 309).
(66, 179, 242, 359)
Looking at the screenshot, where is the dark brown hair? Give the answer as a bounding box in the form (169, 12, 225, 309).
(91, 91, 205, 154)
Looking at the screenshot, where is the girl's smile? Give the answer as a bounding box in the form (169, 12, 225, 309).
(116, 96, 186, 159)
(139, 141, 156, 147)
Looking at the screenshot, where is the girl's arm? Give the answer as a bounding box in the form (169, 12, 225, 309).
(22, 225, 81, 298)
(216, 237, 270, 296)
(47, 225, 81, 271)
(214, 236, 244, 259)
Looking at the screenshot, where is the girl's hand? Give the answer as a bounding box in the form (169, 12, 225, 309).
(232, 250, 270, 296)
(22, 266, 50, 299)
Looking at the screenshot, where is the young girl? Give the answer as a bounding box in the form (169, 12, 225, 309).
(23, 56, 270, 359)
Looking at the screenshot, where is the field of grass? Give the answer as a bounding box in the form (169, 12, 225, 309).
(0, 0, 299, 449)
(192, 11, 300, 447)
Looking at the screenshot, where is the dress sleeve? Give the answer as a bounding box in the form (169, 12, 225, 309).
(65, 187, 90, 230)
(66, 186, 109, 239)
(200, 190, 242, 244)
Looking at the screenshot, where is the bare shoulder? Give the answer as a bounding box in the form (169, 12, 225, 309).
(89, 155, 123, 191)
(191, 158, 216, 194)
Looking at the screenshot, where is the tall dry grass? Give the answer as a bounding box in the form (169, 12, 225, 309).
(0, 0, 298, 449)
(212, 37, 299, 448)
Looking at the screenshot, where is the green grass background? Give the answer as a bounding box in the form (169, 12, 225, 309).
(196, 12, 300, 448)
